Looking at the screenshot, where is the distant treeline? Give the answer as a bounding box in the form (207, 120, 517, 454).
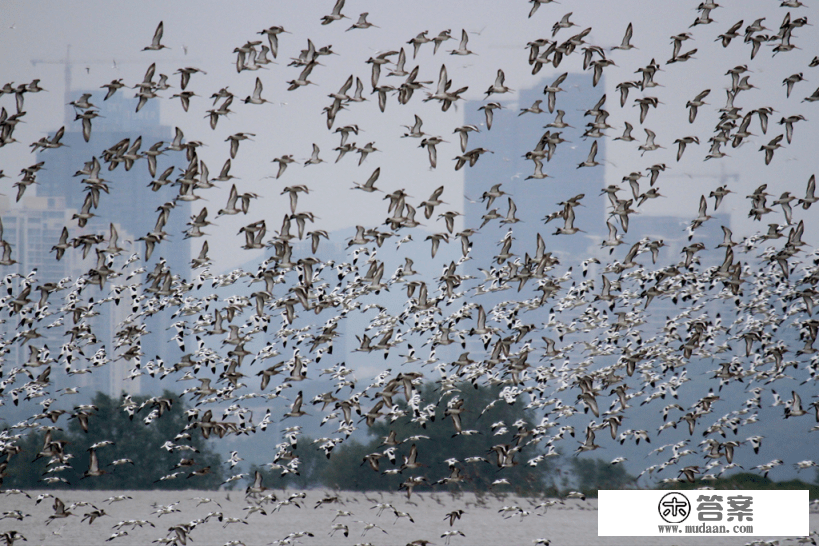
(251, 381, 636, 496)
(5, 386, 816, 498)
(2, 390, 224, 490)
(1, 383, 641, 495)
(659, 472, 819, 500)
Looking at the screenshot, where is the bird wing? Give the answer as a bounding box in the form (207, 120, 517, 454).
(151, 22, 164, 47)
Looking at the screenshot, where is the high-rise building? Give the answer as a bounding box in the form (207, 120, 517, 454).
(463, 73, 608, 266)
(25, 59, 192, 397)
(36, 91, 190, 269)
(0, 196, 140, 397)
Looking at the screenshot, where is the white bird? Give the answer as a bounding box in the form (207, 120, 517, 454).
(449, 29, 475, 55)
(143, 21, 168, 51)
(352, 168, 381, 193)
(244, 77, 267, 105)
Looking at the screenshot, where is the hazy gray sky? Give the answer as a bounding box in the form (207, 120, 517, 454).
(2, 0, 816, 270)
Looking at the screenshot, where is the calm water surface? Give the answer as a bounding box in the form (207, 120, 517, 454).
(1, 489, 816, 545)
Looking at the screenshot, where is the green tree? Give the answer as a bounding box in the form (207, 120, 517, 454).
(3, 390, 224, 490)
(569, 457, 636, 497)
(319, 381, 557, 494)
(663, 472, 819, 499)
(1, 428, 65, 489)
(249, 434, 331, 491)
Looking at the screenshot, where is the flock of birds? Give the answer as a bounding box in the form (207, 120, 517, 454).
(1, 0, 819, 544)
